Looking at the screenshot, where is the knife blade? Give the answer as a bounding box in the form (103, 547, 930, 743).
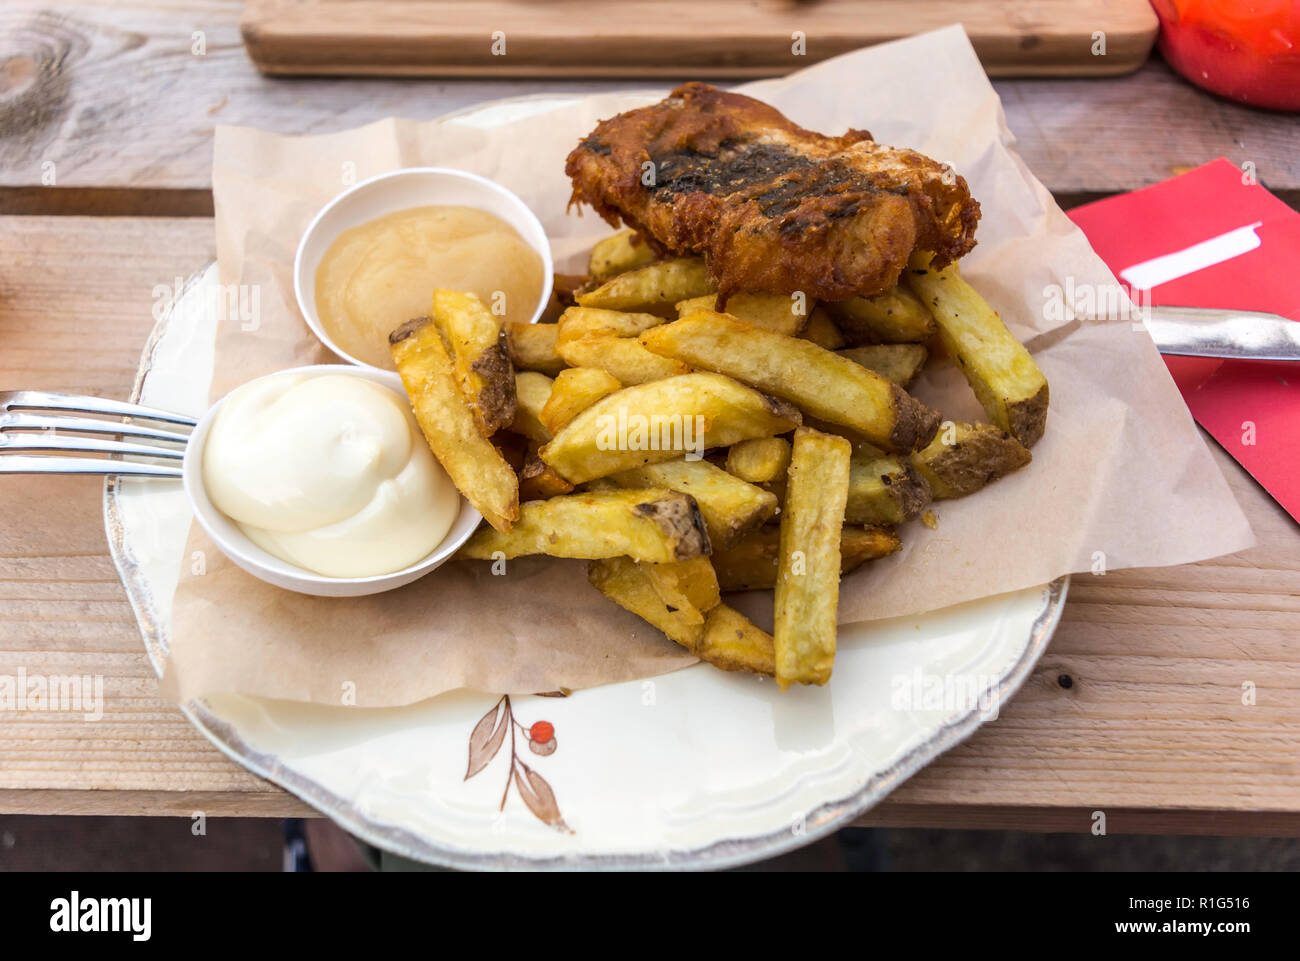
(1142, 306, 1300, 362)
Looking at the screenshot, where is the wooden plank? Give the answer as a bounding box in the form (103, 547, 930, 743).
(0, 789, 314, 818)
(1, 4, 1296, 214)
(0, 216, 263, 809)
(856, 805, 1300, 837)
(885, 437, 1300, 815)
(1, 214, 1298, 824)
(240, 0, 1157, 79)
(5, 790, 1300, 837)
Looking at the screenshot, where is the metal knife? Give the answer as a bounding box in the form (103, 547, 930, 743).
(1143, 306, 1300, 362)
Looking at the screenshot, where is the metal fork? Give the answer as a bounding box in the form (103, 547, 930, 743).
(0, 391, 195, 478)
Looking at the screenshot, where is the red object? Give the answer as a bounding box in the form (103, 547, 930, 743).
(529, 721, 554, 744)
(1069, 158, 1300, 524)
(1151, 0, 1300, 110)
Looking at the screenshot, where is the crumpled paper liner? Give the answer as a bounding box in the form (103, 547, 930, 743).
(160, 25, 1254, 707)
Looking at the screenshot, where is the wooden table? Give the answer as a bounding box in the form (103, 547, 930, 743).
(2, 2, 1298, 835)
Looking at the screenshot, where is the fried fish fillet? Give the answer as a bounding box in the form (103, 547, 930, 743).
(566, 83, 980, 303)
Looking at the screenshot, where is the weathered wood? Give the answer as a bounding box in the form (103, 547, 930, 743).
(0, 789, 315, 818)
(856, 805, 1300, 837)
(0, 3, 1296, 215)
(240, 0, 1157, 78)
(1, 214, 1298, 824)
(4, 791, 1299, 838)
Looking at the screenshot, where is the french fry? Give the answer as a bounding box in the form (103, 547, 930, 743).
(588, 560, 771, 674)
(518, 452, 575, 500)
(554, 307, 687, 384)
(825, 286, 937, 344)
(640, 311, 941, 453)
(510, 371, 554, 443)
(587, 556, 705, 647)
(675, 293, 810, 336)
(608, 457, 777, 549)
(666, 556, 722, 614)
(712, 524, 899, 591)
(909, 421, 1031, 499)
(430, 290, 516, 435)
(692, 605, 775, 676)
(540, 367, 623, 435)
(796, 415, 871, 447)
(836, 344, 928, 387)
(845, 451, 932, 525)
(506, 321, 567, 376)
(724, 436, 792, 485)
(389, 316, 519, 532)
(774, 428, 851, 688)
(799, 306, 846, 350)
(540, 372, 802, 484)
(556, 307, 665, 343)
(575, 257, 713, 314)
(906, 251, 1049, 447)
(557, 334, 688, 385)
(588, 228, 659, 281)
(461, 488, 709, 562)
(641, 556, 721, 626)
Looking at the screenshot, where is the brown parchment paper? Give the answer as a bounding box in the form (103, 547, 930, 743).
(161, 26, 1254, 707)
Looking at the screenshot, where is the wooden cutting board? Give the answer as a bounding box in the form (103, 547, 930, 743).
(241, 0, 1159, 78)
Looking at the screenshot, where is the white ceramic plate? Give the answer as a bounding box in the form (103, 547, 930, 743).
(106, 262, 1066, 870)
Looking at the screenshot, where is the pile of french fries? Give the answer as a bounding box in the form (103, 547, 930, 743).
(389, 230, 1048, 689)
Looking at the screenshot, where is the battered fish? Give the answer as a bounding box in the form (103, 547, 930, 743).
(566, 83, 980, 303)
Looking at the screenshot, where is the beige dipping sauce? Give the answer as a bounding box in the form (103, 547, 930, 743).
(314, 205, 545, 370)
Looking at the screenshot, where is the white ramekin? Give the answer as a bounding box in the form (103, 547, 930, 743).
(293, 167, 554, 369)
(182, 364, 482, 597)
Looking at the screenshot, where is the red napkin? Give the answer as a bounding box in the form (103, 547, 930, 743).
(1069, 158, 1300, 524)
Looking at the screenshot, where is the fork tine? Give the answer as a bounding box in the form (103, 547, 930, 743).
(0, 390, 197, 427)
(0, 434, 185, 459)
(0, 411, 191, 444)
(0, 455, 182, 478)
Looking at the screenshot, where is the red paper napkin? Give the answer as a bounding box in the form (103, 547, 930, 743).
(1069, 158, 1300, 524)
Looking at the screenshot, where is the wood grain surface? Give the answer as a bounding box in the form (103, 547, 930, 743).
(0, 1, 1297, 832)
(1, 216, 1297, 829)
(239, 0, 1157, 79)
(1, 3, 1297, 215)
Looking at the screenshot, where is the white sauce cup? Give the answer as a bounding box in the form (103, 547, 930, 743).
(182, 365, 482, 597)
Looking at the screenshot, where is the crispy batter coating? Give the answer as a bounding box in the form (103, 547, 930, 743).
(566, 83, 980, 302)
